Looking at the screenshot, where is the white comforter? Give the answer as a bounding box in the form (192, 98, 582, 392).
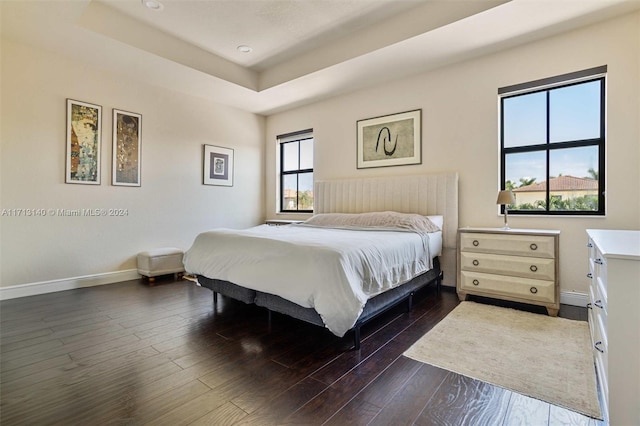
(183, 224, 439, 336)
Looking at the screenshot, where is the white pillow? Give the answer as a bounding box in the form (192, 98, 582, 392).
(427, 215, 443, 231)
(303, 211, 441, 232)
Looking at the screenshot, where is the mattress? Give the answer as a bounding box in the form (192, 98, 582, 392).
(184, 217, 442, 336)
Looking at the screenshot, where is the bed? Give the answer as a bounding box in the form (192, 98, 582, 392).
(184, 172, 459, 349)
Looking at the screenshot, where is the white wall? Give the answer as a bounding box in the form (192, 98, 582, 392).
(266, 12, 640, 295)
(1, 39, 265, 288)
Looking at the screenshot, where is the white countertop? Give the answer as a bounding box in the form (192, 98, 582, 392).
(587, 229, 640, 260)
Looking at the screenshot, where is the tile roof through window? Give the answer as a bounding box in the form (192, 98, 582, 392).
(513, 175, 597, 192)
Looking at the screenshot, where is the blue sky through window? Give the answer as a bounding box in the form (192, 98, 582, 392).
(503, 80, 601, 185)
(550, 81, 600, 143)
(505, 148, 598, 184)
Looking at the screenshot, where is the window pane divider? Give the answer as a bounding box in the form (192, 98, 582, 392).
(282, 168, 313, 175)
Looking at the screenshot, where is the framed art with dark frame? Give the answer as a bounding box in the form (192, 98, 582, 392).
(203, 144, 234, 186)
(112, 109, 142, 187)
(66, 99, 102, 184)
(356, 109, 422, 169)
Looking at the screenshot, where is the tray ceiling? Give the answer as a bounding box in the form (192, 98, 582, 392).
(1, 0, 638, 114)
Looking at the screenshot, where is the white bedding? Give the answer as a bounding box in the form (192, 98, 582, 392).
(183, 222, 441, 337)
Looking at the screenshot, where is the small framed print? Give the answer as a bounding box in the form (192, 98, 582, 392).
(357, 109, 422, 169)
(203, 144, 234, 186)
(112, 109, 142, 187)
(66, 99, 102, 184)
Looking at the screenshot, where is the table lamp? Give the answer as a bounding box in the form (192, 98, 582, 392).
(497, 190, 516, 229)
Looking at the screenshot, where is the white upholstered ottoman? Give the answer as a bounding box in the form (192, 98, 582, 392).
(137, 248, 185, 284)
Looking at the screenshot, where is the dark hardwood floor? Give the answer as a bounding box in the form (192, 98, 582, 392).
(1, 277, 601, 425)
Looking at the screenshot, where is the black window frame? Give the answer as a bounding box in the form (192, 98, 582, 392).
(499, 66, 606, 216)
(278, 130, 313, 213)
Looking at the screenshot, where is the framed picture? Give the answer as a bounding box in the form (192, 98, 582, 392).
(203, 144, 234, 186)
(112, 109, 142, 186)
(66, 99, 102, 184)
(357, 109, 421, 169)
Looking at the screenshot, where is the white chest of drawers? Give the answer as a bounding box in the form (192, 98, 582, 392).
(586, 229, 640, 425)
(457, 228, 560, 316)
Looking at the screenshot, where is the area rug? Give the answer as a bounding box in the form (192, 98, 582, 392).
(403, 301, 602, 419)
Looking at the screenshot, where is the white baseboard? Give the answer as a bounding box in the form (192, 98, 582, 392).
(0, 269, 140, 300)
(560, 291, 589, 307)
(1, 271, 590, 308)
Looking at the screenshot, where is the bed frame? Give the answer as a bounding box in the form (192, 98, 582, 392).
(197, 172, 459, 349)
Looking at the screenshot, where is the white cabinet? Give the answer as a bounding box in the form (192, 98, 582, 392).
(586, 229, 640, 425)
(457, 228, 560, 316)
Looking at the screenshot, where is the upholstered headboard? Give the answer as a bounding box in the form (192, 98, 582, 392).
(314, 172, 459, 286)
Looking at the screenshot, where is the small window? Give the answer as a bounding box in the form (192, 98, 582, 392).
(499, 66, 606, 215)
(278, 130, 313, 213)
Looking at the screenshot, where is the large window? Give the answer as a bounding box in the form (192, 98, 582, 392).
(279, 130, 313, 212)
(499, 66, 606, 215)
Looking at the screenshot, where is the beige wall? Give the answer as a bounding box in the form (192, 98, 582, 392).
(266, 12, 640, 294)
(0, 39, 265, 287)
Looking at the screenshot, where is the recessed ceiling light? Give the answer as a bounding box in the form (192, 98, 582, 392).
(142, 0, 164, 11)
(237, 45, 253, 53)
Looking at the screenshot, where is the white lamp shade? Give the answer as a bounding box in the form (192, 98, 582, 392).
(496, 190, 516, 205)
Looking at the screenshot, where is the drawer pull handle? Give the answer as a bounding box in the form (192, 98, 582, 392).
(472, 279, 479, 286)
(530, 287, 538, 294)
(472, 240, 479, 247)
(472, 260, 479, 266)
(594, 341, 604, 353)
(587, 243, 593, 248)
(586, 302, 592, 309)
(530, 243, 538, 251)
(594, 300, 603, 309)
(587, 273, 593, 279)
(594, 258, 603, 265)
(530, 265, 538, 272)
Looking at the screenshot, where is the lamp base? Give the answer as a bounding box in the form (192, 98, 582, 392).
(503, 209, 511, 230)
